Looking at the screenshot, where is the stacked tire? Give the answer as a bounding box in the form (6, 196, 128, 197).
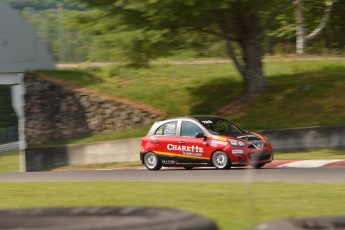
(0, 206, 218, 230)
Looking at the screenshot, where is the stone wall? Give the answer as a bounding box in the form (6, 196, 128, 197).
(24, 74, 162, 146)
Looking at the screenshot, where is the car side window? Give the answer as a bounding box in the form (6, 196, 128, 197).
(212, 120, 238, 134)
(155, 121, 177, 136)
(181, 121, 204, 137)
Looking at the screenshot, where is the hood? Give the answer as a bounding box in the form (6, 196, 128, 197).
(226, 132, 265, 149)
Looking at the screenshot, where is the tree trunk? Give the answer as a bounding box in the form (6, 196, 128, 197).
(241, 38, 266, 98)
(223, 11, 266, 99)
(305, 0, 333, 41)
(294, 0, 334, 55)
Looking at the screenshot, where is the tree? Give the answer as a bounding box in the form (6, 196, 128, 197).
(75, 0, 286, 100)
(293, 0, 334, 54)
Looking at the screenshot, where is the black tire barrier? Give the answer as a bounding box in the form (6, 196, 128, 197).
(0, 206, 218, 230)
(249, 215, 345, 230)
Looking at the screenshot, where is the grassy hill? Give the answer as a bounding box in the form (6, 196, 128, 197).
(38, 58, 345, 143)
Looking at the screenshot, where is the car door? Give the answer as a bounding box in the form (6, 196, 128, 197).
(176, 120, 209, 163)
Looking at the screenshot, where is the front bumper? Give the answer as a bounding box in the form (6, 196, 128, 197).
(140, 151, 145, 164)
(248, 151, 273, 162)
(231, 150, 274, 165)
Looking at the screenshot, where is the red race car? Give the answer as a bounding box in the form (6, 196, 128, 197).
(140, 115, 273, 170)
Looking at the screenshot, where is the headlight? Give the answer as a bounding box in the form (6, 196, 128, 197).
(229, 139, 246, 147)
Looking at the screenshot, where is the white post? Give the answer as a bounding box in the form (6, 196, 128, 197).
(11, 73, 26, 172)
(294, 0, 306, 55)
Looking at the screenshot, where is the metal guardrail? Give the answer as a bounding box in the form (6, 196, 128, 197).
(0, 142, 19, 153)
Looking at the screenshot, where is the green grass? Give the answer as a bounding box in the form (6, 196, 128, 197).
(37, 59, 345, 144)
(33, 59, 345, 145)
(235, 61, 345, 129)
(275, 148, 345, 160)
(0, 182, 344, 230)
(41, 59, 345, 132)
(0, 151, 19, 172)
(42, 62, 242, 119)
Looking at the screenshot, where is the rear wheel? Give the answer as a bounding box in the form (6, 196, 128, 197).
(212, 151, 231, 169)
(251, 163, 266, 169)
(144, 152, 162, 171)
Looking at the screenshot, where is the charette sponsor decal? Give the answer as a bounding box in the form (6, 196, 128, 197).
(167, 144, 204, 153)
(167, 144, 204, 157)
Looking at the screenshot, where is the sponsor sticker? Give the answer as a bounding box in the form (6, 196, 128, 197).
(162, 160, 177, 164)
(211, 140, 228, 147)
(167, 144, 204, 154)
(212, 136, 227, 141)
(232, 149, 244, 154)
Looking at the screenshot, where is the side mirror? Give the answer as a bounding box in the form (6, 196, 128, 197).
(195, 133, 206, 138)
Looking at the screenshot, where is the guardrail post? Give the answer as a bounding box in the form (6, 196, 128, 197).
(11, 73, 26, 172)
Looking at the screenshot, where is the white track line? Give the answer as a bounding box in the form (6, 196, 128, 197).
(278, 160, 343, 168)
(93, 160, 344, 170)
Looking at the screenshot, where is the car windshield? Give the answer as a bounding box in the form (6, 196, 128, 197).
(196, 117, 244, 135)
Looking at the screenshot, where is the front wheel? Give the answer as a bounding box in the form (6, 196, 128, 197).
(251, 163, 266, 169)
(144, 152, 162, 171)
(212, 151, 231, 169)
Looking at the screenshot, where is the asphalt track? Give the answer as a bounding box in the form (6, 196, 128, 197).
(0, 167, 345, 183)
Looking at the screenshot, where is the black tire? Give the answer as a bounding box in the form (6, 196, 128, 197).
(0, 207, 218, 230)
(251, 163, 266, 169)
(211, 151, 231, 169)
(143, 152, 162, 171)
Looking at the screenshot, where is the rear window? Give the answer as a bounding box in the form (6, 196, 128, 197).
(154, 121, 177, 136)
